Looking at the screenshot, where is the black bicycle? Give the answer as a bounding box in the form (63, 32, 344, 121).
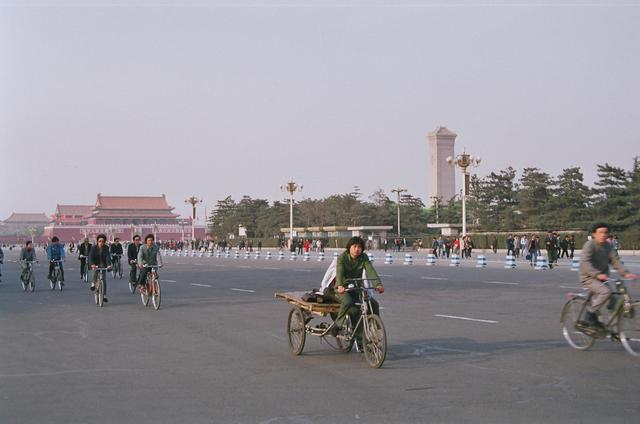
(49, 259, 64, 291)
(111, 254, 123, 279)
(20, 260, 37, 292)
(561, 279, 640, 356)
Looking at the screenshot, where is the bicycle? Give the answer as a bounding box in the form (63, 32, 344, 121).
(111, 254, 122, 279)
(561, 278, 640, 356)
(49, 259, 64, 291)
(139, 265, 162, 310)
(277, 277, 387, 368)
(128, 259, 138, 294)
(92, 267, 110, 307)
(20, 260, 37, 292)
(79, 255, 89, 283)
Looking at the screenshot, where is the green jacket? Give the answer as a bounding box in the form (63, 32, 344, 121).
(335, 251, 381, 288)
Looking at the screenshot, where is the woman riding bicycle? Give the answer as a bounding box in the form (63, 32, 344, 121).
(324, 237, 384, 340)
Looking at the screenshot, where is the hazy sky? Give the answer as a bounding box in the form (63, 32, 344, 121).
(1, 0, 639, 222)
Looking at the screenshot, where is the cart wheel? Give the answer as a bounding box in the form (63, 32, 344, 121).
(363, 314, 387, 368)
(336, 316, 354, 353)
(287, 307, 306, 355)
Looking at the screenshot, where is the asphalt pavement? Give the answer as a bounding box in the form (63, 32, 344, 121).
(1, 249, 639, 424)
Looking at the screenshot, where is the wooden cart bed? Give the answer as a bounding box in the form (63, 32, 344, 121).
(275, 291, 341, 316)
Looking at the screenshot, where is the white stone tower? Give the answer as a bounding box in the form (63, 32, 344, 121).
(427, 126, 457, 204)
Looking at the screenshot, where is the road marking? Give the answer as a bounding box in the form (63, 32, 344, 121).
(176, 262, 186, 265)
(294, 269, 312, 272)
(191, 283, 212, 288)
(485, 281, 519, 285)
(231, 288, 255, 293)
(435, 314, 498, 324)
(239, 266, 252, 269)
(263, 267, 281, 270)
(161, 279, 177, 283)
(379, 274, 393, 277)
(420, 276, 448, 281)
(215, 264, 225, 267)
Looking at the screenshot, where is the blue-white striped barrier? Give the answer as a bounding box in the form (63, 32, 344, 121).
(504, 255, 516, 269)
(384, 253, 393, 265)
(571, 256, 580, 271)
(317, 252, 325, 262)
(476, 255, 487, 268)
(426, 254, 436, 266)
(535, 256, 548, 270)
(403, 254, 413, 265)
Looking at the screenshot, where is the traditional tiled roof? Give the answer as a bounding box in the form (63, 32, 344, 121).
(55, 205, 94, 217)
(3, 212, 50, 223)
(94, 194, 175, 210)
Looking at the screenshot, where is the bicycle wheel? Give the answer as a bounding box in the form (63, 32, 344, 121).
(363, 314, 387, 368)
(95, 276, 104, 307)
(618, 301, 640, 357)
(129, 280, 136, 294)
(561, 298, 595, 351)
(29, 272, 35, 292)
(21, 272, 28, 291)
(287, 307, 306, 355)
(335, 316, 355, 353)
(50, 277, 55, 290)
(151, 278, 161, 310)
(140, 282, 150, 307)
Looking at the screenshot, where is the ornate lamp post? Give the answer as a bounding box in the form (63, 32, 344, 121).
(391, 187, 407, 238)
(185, 196, 202, 246)
(280, 179, 302, 249)
(446, 150, 481, 239)
(430, 196, 442, 224)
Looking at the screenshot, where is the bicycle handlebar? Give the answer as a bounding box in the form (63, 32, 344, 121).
(141, 264, 162, 268)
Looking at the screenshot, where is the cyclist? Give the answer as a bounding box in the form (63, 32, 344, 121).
(127, 234, 142, 284)
(78, 238, 92, 279)
(89, 234, 112, 302)
(110, 237, 124, 275)
(137, 234, 163, 290)
(19, 241, 37, 283)
(324, 236, 384, 341)
(578, 223, 637, 330)
(46, 236, 66, 286)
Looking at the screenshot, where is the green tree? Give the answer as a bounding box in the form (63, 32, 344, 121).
(518, 167, 553, 229)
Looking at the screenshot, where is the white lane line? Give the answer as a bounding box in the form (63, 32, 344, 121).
(420, 276, 449, 281)
(379, 274, 393, 277)
(161, 279, 177, 283)
(176, 262, 186, 265)
(435, 314, 498, 324)
(215, 264, 225, 267)
(191, 283, 212, 288)
(294, 269, 312, 272)
(239, 266, 251, 269)
(263, 267, 281, 270)
(485, 281, 519, 285)
(231, 288, 255, 293)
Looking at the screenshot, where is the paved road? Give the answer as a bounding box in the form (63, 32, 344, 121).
(1, 249, 639, 424)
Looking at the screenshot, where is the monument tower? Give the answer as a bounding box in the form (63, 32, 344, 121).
(427, 126, 457, 204)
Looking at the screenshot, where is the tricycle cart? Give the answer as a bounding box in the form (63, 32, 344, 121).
(275, 283, 387, 368)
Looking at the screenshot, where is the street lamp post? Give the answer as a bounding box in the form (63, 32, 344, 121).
(185, 196, 202, 248)
(280, 179, 302, 249)
(446, 150, 481, 242)
(391, 187, 407, 238)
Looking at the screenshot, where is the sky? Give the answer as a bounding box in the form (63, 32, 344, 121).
(1, 0, 639, 222)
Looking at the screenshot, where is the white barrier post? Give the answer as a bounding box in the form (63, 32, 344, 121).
(571, 256, 580, 271)
(317, 251, 325, 262)
(449, 254, 460, 267)
(504, 255, 516, 269)
(245, 251, 251, 259)
(403, 254, 413, 265)
(333, 252, 339, 260)
(303, 252, 310, 261)
(384, 253, 393, 265)
(225, 250, 230, 259)
(234, 251, 240, 259)
(255, 251, 261, 259)
(277, 251, 285, 261)
(426, 254, 436, 266)
(367, 252, 375, 263)
(290, 251, 297, 261)
(476, 255, 487, 268)
(535, 256, 548, 270)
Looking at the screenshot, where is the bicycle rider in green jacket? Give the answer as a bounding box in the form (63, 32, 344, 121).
(326, 237, 384, 342)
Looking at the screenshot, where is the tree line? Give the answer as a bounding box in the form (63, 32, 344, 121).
(207, 159, 639, 245)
